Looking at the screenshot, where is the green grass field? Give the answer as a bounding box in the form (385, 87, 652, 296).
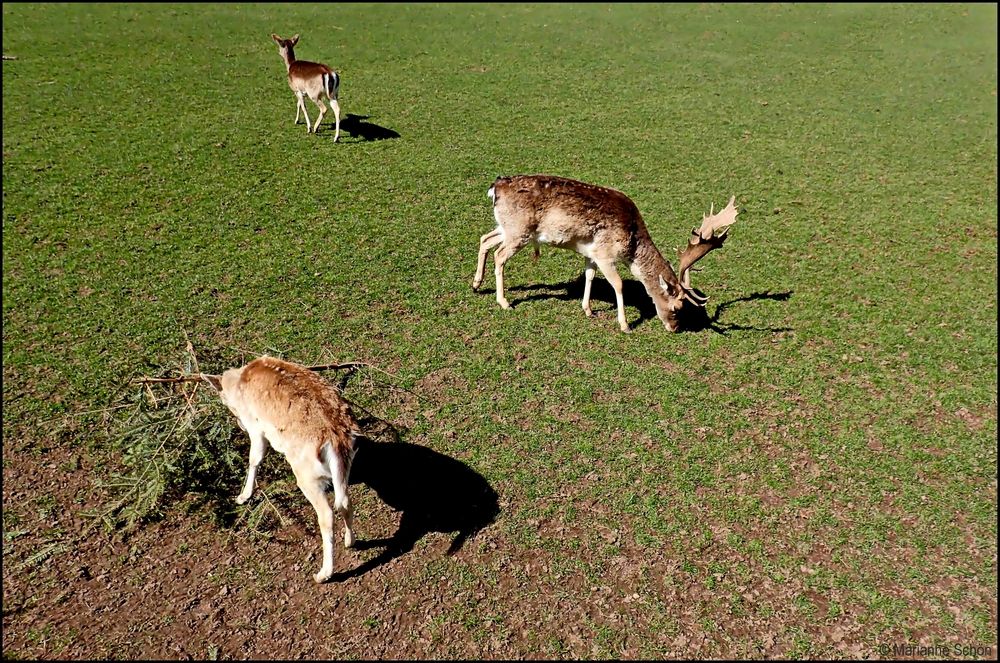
(3, 3, 997, 659)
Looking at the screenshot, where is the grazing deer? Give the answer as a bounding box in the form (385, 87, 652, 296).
(203, 356, 359, 583)
(473, 174, 739, 332)
(270, 33, 341, 140)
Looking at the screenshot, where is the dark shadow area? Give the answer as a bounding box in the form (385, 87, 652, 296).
(502, 276, 659, 326)
(182, 449, 246, 530)
(178, 424, 296, 532)
(487, 278, 793, 334)
(683, 290, 795, 335)
(331, 113, 401, 142)
(331, 434, 500, 581)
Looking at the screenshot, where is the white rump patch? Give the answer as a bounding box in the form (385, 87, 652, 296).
(487, 185, 496, 204)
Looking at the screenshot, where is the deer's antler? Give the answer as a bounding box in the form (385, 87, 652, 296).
(676, 196, 739, 306)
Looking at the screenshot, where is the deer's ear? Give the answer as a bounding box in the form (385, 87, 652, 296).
(202, 374, 223, 392)
(659, 274, 686, 304)
(270, 33, 281, 44)
(290, 34, 300, 46)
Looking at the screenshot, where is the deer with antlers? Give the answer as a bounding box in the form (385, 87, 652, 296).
(271, 33, 341, 140)
(472, 175, 739, 332)
(203, 356, 360, 583)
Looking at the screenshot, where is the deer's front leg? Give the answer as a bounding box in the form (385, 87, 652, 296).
(236, 426, 267, 504)
(595, 259, 630, 333)
(296, 92, 311, 133)
(294, 98, 302, 124)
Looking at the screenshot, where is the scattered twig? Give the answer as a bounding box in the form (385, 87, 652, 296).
(183, 331, 200, 375)
(131, 361, 371, 386)
(15, 541, 70, 572)
(304, 361, 371, 373)
(145, 382, 158, 406)
(132, 375, 217, 385)
(261, 489, 290, 527)
(2, 55, 17, 61)
(178, 333, 205, 415)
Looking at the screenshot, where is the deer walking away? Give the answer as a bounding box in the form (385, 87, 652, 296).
(271, 33, 342, 140)
(204, 356, 360, 583)
(473, 174, 740, 332)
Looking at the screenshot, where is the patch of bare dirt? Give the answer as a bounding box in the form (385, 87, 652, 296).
(3, 407, 997, 660)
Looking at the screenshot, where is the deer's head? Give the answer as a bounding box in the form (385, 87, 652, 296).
(655, 196, 740, 331)
(202, 370, 246, 428)
(270, 33, 299, 62)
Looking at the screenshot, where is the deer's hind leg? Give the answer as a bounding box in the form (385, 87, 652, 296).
(330, 97, 341, 142)
(293, 465, 338, 583)
(329, 445, 355, 549)
(473, 229, 503, 290)
(581, 258, 597, 317)
(493, 238, 530, 310)
(310, 95, 327, 134)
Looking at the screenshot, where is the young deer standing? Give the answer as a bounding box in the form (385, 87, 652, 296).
(271, 33, 341, 140)
(472, 175, 739, 332)
(204, 356, 359, 583)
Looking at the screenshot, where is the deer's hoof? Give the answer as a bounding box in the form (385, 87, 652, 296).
(313, 569, 333, 584)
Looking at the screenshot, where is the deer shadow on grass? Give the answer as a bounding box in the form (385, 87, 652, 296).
(685, 290, 795, 335)
(191, 392, 498, 580)
(328, 113, 401, 142)
(327, 433, 499, 581)
(503, 277, 660, 328)
(321, 385, 498, 580)
(498, 277, 793, 334)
